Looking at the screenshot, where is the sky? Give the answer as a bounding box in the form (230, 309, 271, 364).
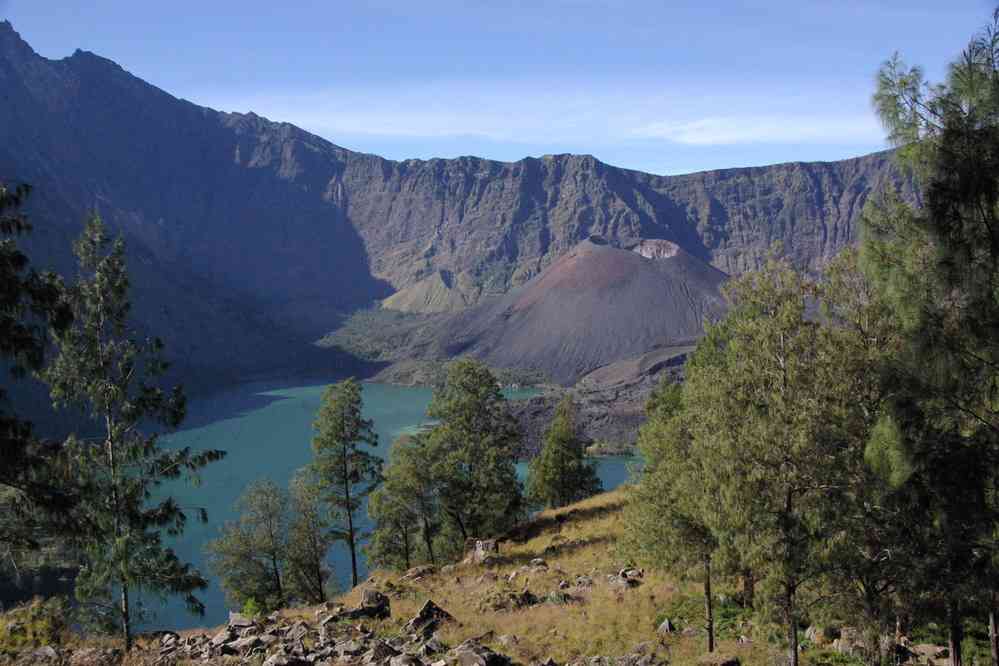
(1, 1, 993, 175)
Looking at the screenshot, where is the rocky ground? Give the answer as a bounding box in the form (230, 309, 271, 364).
(0, 492, 955, 666)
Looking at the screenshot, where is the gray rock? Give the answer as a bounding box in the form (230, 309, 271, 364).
(228, 611, 256, 629)
(404, 599, 455, 638)
(365, 640, 402, 663)
(656, 619, 676, 635)
(392, 656, 426, 666)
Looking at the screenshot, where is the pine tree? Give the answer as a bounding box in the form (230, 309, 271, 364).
(206, 479, 290, 612)
(367, 478, 419, 571)
(0, 183, 74, 548)
(679, 257, 850, 666)
(623, 382, 719, 653)
(369, 434, 444, 569)
(426, 358, 523, 541)
(310, 378, 382, 588)
(817, 248, 918, 666)
(286, 469, 336, 604)
(526, 396, 601, 509)
(865, 13, 999, 664)
(44, 215, 224, 650)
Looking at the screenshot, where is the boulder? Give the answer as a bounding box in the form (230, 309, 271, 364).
(465, 539, 500, 564)
(405, 600, 455, 638)
(262, 655, 310, 666)
(338, 639, 368, 657)
(29, 646, 59, 662)
(656, 619, 676, 635)
(392, 656, 426, 666)
(231, 635, 263, 654)
(607, 574, 640, 589)
(210, 627, 234, 648)
(451, 639, 512, 666)
(418, 636, 449, 657)
(365, 640, 402, 663)
(285, 621, 310, 642)
(403, 565, 437, 581)
(228, 611, 256, 629)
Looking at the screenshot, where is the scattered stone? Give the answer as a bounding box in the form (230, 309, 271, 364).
(405, 599, 456, 638)
(392, 655, 426, 666)
(365, 639, 401, 662)
(403, 564, 437, 581)
(263, 655, 310, 666)
(419, 636, 449, 657)
(546, 590, 575, 605)
(466, 538, 500, 564)
(453, 638, 512, 666)
(228, 611, 256, 629)
(29, 646, 59, 661)
(608, 573, 641, 589)
(285, 621, 310, 642)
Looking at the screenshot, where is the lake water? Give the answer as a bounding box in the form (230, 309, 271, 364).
(149, 380, 635, 630)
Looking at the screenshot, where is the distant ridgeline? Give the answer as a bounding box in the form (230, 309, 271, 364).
(0, 20, 914, 398)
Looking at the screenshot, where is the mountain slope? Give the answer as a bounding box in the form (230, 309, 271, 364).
(440, 237, 725, 384)
(0, 21, 913, 389)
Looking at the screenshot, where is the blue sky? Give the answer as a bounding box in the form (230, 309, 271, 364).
(2, 1, 992, 175)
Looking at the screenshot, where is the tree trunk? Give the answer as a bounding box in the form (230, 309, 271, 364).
(422, 517, 436, 566)
(450, 510, 468, 541)
(343, 454, 359, 588)
(271, 553, 283, 604)
(948, 600, 963, 666)
(402, 526, 411, 571)
(988, 592, 997, 666)
(704, 556, 715, 653)
(346, 510, 358, 588)
(786, 586, 799, 666)
(120, 584, 132, 652)
(743, 568, 755, 609)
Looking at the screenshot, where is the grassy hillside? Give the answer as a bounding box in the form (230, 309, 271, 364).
(3, 489, 959, 665)
(342, 489, 759, 665)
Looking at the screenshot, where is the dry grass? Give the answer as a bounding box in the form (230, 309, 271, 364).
(1, 490, 838, 665)
(329, 490, 780, 665)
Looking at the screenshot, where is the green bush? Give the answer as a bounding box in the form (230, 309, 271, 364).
(0, 597, 68, 653)
(241, 597, 263, 619)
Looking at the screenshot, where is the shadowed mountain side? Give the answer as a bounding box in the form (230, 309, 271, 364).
(436, 238, 727, 385)
(0, 21, 391, 340)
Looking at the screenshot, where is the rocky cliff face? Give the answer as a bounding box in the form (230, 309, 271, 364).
(0, 21, 912, 389)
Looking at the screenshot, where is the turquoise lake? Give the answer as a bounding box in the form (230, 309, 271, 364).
(150, 380, 636, 630)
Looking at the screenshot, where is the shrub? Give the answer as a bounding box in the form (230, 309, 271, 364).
(0, 597, 68, 653)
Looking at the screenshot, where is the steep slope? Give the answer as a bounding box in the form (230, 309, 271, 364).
(440, 237, 726, 385)
(0, 21, 913, 389)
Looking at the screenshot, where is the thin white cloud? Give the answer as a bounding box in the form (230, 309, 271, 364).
(633, 115, 884, 146)
(195, 79, 885, 151)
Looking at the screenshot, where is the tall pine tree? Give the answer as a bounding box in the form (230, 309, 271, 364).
(526, 396, 601, 510)
(310, 378, 382, 588)
(0, 183, 74, 549)
(426, 358, 523, 541)
(44, 216, 224, 650)
(864, 12, 999, 664)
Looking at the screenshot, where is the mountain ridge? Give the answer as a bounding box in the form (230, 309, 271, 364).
(0, 20, 914, 393)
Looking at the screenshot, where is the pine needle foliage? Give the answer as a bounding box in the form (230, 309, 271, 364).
(43, 215, 224, 651)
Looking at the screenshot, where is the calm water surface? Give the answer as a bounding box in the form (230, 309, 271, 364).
(149, 380, 635, 630)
